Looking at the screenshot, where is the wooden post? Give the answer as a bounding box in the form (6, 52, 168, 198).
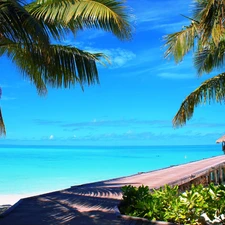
(219, 167, 223, 184)
(223, 166, 225, 182)
(214, 170, 218, 184)
(209, 171, 213, 183)
(206, 173, 210, 185)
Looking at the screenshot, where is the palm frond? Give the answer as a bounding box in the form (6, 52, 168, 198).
(195, 0, 225, 45)
(26, 0, 133, 41)
(0, 0, 49, 46)
(194, 40, 225, 75)
(164, 0, 225, 127)
(0, 108, 6, 136)
(164, 22, 198, 63)
(42, 44, 106, 88)
(173, 73, 225, 127)
(0, 39, 106, 95)
(192, 0, 207, 21)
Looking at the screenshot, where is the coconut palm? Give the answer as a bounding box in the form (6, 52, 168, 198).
(164, 0, 225, 127)
(0, 0, 132, 135)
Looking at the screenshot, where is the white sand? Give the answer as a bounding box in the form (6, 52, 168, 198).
(0, 188, 68, 206)
(0, 193, 41, 205)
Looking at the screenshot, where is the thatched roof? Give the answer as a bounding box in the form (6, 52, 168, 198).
(216, 135, 225, 143)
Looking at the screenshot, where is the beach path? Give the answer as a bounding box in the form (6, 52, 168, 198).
(1, 155, 225, 225)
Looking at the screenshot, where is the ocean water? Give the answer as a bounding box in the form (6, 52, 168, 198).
(0, 145, 223, 195)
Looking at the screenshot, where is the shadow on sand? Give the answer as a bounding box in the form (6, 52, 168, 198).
(0, 181, 142, 225)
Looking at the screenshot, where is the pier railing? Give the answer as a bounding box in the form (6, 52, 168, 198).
(167, 162, 225, 191)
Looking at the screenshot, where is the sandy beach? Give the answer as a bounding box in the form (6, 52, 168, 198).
(1, 154, 224, 207)
(0, 193, 41, 205)
(1, 155, 225, 225)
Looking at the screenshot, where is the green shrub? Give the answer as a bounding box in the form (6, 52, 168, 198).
(119, 185, 152, 218)
(119, 183, 225, 225)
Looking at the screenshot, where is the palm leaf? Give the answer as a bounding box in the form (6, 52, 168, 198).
(42, 44, 105, 88)
(0, 39, 106, 95)
(195, 0, 225, 45)
(173, 73, 225, 127)
(0, 108, 6, 136)
(194, 40, 225, 75)
(164, 22, 198, 63)
(0, 89, 5, 136)
(26, 0, 132, 41)
(164, 0, 225, 127)
(0, 0, 49, 47)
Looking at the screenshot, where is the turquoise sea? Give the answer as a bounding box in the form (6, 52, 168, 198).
(0, 145, 223, 195)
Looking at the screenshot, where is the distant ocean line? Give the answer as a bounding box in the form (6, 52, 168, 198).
(0, 145, 223, 195)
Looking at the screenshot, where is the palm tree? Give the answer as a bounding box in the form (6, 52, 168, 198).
(164, 0, 225, 127)
(0, 0, 132, 135)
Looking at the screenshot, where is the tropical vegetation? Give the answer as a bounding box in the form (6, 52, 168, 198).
(0, 0, 132, 135)
(119, 184, 225, 225)
(164, 0, 225, 127)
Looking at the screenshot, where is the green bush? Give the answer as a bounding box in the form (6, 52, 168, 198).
(119, 183, 225, 225)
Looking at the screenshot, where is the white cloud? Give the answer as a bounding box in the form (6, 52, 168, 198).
(157, 72, 194, 79)
(129, 0, 192, 34)
(1, 96, 16, 101)
(103, 48, 136, 68)
(131, 0, 190, 24)
(49, 135, 54, 140)
(0, 84, 12, 88)
(126, 130, 133, 134)
(142, 21, 189, 33)
(83, 47, 136, 68)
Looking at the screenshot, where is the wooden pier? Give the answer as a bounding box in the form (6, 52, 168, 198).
(1, 155, 225, 225)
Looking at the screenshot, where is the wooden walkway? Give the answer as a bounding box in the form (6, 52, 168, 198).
(1, 155, 225, 225)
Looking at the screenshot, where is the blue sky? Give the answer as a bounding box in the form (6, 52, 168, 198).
(1, 0, 225, 146)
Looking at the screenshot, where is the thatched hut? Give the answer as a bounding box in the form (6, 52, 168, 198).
(216, 135, 225, 152)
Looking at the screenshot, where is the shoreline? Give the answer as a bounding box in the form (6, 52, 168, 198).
(0, 154, 223, 206)
(1, 156, 225, 224)
(0, 145, 221, 206)
(0, 194, 40, 205)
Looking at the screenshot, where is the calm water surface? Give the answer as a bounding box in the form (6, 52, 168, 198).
(0, 145, 222, 195)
